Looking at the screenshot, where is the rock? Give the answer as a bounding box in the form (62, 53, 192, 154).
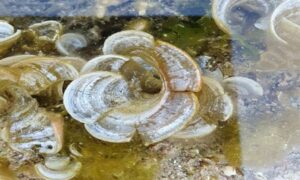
(222, 166, 237, 177)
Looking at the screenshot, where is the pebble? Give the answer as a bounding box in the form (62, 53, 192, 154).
(222, 166, 237, 177)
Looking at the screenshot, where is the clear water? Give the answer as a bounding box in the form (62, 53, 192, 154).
(0, 0, 300, 179)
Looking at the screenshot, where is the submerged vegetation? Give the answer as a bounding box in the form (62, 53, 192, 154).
(0, 15, 235, 179)
(0, 0, 300, 179)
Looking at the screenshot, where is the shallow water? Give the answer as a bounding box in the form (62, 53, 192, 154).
(0, 0, 300, 179)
